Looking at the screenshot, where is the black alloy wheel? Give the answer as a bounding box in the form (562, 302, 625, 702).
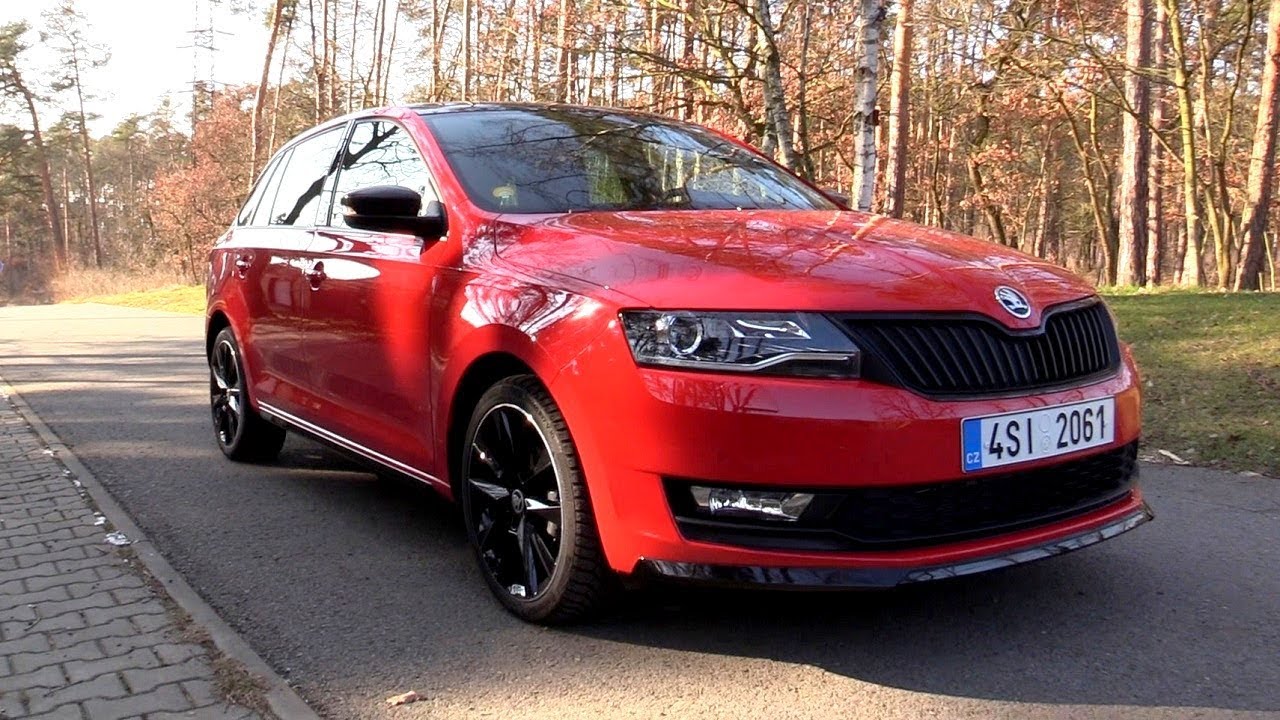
(460, 376, 608, 623)
(209, 327, 286, 462)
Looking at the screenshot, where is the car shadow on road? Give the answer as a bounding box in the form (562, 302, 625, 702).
(573, 526, 1275, 714)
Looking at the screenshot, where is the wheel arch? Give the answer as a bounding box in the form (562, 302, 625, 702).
(205, 309, 232, 359)
(443, 351, 540, 500)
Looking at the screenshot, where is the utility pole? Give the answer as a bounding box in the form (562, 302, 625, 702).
(182, 0, 230, 139)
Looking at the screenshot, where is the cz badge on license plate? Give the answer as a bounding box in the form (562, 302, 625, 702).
(962, 397, 1116, 472)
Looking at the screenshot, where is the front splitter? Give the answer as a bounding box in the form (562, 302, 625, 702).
(635, 504, 1154, 589)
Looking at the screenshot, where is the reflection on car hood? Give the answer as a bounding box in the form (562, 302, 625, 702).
(491, 210, 1097, 328)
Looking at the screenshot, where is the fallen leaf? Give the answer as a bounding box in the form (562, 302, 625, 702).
(386, 691, 422, 707)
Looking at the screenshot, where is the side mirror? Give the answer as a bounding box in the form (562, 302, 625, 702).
(341, 185, 447, 239)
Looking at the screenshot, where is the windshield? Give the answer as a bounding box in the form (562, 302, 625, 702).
(421, 107, 836, 214)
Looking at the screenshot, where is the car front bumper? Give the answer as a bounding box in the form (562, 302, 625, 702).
(551, 329, 1147, 580)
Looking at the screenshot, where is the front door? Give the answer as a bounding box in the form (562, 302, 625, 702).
(234, 126, 346, 417)
(303, 119, 447, 477)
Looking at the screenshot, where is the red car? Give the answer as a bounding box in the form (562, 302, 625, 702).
(206, 103, 1151, 623)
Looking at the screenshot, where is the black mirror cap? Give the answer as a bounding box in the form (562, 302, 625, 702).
(342, 184, 422, 217)
(342, 186, 447, 239)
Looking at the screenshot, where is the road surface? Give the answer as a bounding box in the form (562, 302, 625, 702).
(0, 303, 1276, 719)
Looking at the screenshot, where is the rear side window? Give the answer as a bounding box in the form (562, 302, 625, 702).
(328, 120, 438, 227)
(266, 127, 346, 227)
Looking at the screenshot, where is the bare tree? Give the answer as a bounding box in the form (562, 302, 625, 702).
(1236, 0, 1280, 290)
(750, 0, 800, 170)
(1161, 0, 1204, 286)
(851, 0, 885, 211)
(44, 1, 109, 268)
(1117, 0, 1153, 285)
(0, 22, 66, 270)
(883, 0, 913, 218)
(252, 0, 292, 179)
(1146, 0, 1168, 286)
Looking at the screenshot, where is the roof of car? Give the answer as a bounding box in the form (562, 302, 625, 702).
(406, 101, 675, 123)
(275, 102, 680, 157)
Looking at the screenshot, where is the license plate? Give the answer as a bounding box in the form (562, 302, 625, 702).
(962, 397, 1115, 472)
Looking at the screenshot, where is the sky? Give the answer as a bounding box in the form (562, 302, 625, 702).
(1, 0, 268, 135)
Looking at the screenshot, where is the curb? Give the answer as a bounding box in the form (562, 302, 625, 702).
(0, 372, 322, 720)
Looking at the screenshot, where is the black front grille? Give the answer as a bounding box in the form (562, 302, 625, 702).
(667, 442, 1139, 552)
(840, 300, 1120, 397)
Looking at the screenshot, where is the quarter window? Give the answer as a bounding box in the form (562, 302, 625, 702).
(267, 127, 346, 227)
(251, 148, 291, 227)
(329, 121, 438, 227)
(236, 154, 284, 227)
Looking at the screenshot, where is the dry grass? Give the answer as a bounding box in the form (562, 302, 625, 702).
(52, 267, 195, 301)
(65, 284, 206, 315)
(55, 267, 204, 315)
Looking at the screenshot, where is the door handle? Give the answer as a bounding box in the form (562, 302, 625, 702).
(305, 261, 327, 289)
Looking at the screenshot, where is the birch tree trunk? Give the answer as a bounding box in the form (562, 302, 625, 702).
(463, 0, 473, 100)
(883, 0, 912, 217)
(1235, 0, 1280, 290)
(851, 0, 885, 211)
(1117, 0, 1153, 286)
(753, 0, 800, 171)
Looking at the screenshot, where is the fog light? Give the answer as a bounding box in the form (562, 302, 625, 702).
(688, 487, 815, 522)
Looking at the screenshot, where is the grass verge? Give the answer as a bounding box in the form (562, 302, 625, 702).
(65, 284, 205, 315)
(1104, 290, 1280, 477)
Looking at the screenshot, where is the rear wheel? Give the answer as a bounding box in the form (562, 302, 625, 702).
(460, 376, 609, 623)
(209, 327, 286, 462)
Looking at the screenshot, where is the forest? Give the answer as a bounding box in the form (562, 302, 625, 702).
(1, 0, 1278, 299)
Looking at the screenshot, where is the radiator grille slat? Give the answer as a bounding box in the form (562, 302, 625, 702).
(842, 301, 1120, 397)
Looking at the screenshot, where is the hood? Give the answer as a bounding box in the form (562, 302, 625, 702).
(491, 209, 1096, 330)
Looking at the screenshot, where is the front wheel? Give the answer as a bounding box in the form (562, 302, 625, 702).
(209, 327, 286, 462)
(460, 376, 609, 623)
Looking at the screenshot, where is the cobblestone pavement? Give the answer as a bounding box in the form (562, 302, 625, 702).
(0, 396, 266, 720)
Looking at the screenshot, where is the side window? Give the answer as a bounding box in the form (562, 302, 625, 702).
(237, 154, 284, 226)
(251, 148, 291, 226)
(329, 120, 439, 227)
(267, 127, 346, 227)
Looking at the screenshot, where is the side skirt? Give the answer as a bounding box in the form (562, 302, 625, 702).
(257, 401, 448, 491)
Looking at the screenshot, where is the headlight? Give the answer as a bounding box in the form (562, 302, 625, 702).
(619, 311, 860, 378)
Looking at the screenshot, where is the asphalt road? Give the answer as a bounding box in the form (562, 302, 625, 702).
(0, 302, 1277, 720)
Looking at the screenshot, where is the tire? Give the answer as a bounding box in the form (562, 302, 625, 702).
(209, 327, 286, 462)
(459, 375, 609, 623)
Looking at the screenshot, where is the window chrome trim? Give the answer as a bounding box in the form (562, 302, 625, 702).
(257, 401, 443, 486)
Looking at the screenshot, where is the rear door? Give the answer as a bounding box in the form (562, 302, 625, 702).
(236, 126, 347, 418)
(303, 118, 445, 476)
